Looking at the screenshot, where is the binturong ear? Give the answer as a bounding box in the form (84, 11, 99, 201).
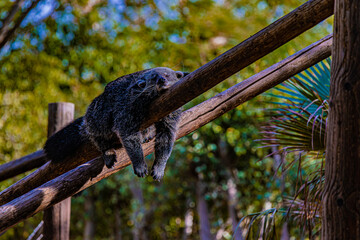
(136, 79, 146, 88)
(175, 71, 190, 79)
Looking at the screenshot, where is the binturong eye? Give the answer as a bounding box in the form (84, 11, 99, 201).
(136, 79, 146, 88)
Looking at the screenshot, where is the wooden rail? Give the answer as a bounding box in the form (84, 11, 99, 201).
(142, 0, 334, 128)
(0, 34, 332, 232)
(0, 0, 334, 199)
(0, 151, 46, 182)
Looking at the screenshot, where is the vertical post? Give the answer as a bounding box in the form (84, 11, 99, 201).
(43, 102, 74, 240)
(322, 0, 360, 238)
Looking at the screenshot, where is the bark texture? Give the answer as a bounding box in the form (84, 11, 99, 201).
(0, 150, 46, 182)
(142, 0, 334, 129)
(43, 103, 73, 240)
(322, 0, 360, 238)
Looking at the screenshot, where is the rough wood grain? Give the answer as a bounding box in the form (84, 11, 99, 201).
(322, 0, 360, 238)
(0, 143, 100, 206)
(141, 0, 334, 129)
(43, 103, 73, 240)
(0, 151, 46, 182)
(0, 35, 332, 232)
(0, 0, 334, 204)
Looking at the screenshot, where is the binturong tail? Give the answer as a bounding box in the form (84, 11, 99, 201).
(44, 116, 89, 162)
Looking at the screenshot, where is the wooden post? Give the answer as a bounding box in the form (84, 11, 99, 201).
(322, 0, 360, 238)
(43, 102, 74, 240)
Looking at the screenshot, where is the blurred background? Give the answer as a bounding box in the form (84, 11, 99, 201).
(0, 0, 332, 239)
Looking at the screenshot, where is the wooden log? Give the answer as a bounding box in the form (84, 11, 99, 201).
(0, 0, 334, 206)
(141, 0, 334, 129)
(322, 0, 360, 238)
(77, 35, 332, 192)
(0, 35, 332, 232)
(0, 150, 46, 182)
(0, 145, 99, 206)
(43, 103, 73, 240)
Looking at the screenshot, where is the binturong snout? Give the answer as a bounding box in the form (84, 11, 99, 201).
(156, 75, 171, 92)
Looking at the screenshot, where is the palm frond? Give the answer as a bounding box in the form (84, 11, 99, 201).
(261, 58, 330, 156)
(254, 58, 331, 238)
(233, 208, 280, 240)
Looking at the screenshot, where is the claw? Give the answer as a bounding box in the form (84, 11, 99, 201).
(150, 166, 165, 181)
(133, 163, 148, 178)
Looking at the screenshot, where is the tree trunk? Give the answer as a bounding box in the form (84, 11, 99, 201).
(129, 179, 148, 240)
(226, 177, 243, 240)
(322, 0, 360, 238)
(280, 223, 290, 240)
(114, 203, 122, 240)
(83, 189, 96, 240)
(182, 199, 194, 240)
(218, 140, 243, 240)
(196, 180, 213, 240)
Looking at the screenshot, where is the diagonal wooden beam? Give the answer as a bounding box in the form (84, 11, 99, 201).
(0, 0, 334, 193)
(0, 34, 332, 232)
(142, 0, 334, 128)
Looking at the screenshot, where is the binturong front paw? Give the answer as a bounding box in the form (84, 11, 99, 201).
(150, 165, 165, 181)
(103, 149, 117, 168)
(133, 162, 148, 178)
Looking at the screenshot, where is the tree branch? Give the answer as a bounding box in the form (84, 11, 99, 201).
(0, 0, 26, 42)
(0, 0, 40, 50)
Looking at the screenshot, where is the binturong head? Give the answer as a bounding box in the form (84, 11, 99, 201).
(133, 67, 189, 98)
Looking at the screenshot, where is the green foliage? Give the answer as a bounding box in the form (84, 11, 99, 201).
(255, 58, 331, 238)
(0, 0, 332, 239)
(261, 58, 330, 157)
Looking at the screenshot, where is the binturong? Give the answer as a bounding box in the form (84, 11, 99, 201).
(44, 67, 188, 181)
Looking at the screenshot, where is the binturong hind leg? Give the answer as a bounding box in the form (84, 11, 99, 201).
(151, 110, 180, 181)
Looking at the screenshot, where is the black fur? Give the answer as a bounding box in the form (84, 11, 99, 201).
(43, 67, 186, 181)
(44, 117, 89, 162)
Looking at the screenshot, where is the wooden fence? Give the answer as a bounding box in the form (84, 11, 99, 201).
(0, 0, 359, 238)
